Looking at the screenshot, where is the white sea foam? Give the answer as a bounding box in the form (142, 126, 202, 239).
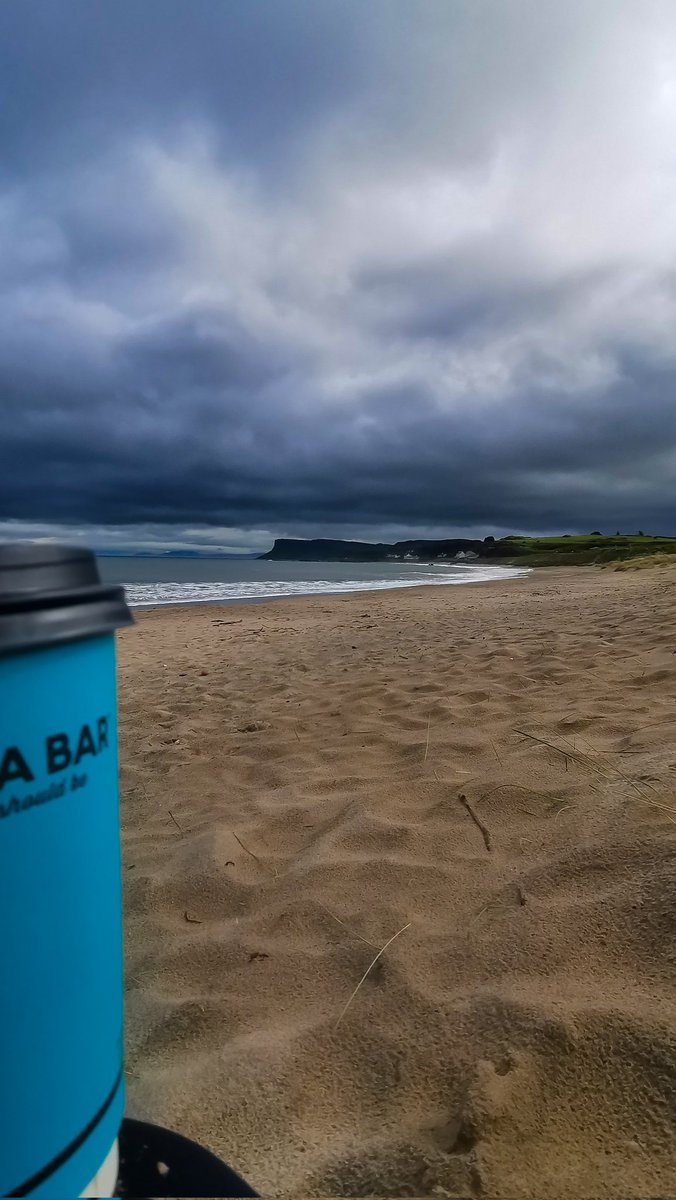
(122, 564, 530, 607)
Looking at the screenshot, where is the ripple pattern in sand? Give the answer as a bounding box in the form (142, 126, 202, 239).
(118, 572, 676, 1197)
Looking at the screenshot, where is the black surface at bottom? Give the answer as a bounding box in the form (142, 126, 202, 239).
(117, 1118, 257, 1198)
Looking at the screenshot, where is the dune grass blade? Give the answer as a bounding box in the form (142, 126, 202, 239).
(335, 922, 411, 1028)
(514, 728, 676, 822)
(317, 902, 377, 948)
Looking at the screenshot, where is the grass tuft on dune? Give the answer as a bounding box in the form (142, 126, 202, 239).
(605, 553, 676, 571)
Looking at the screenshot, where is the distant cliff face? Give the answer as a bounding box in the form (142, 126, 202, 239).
(260, 534, 676, 566)
(259, 537, 497, 561)
(259, 538, 390, 561)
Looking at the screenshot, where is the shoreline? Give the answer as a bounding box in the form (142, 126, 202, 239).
(125, 564, 535, 612)
(118, 565, 676, 1198)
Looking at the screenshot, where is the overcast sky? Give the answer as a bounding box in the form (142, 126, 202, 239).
(1, 1, 675, 553)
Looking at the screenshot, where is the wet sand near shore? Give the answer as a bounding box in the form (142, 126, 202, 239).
(117, 567, 676, 1198)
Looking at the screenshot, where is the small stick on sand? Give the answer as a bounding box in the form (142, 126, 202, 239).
(423, 715, 431, 763)
(168, 810, 183, 833)
(458, 793, 492, 852)
(335, 922, 411, 1028)
(232, 831, 263, 865)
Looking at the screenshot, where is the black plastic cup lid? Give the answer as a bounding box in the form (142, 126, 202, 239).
(0, 543, 133, 656)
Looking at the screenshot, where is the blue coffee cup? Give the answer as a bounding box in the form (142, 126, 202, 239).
(0, 544, 133, 1197)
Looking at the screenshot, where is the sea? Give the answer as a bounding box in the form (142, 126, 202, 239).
(98, 556, 530, 608)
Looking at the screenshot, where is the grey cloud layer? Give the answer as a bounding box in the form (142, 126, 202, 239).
(1, 0, 675, 545)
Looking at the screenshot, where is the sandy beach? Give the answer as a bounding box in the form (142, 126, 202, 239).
(117, 567, 676, 1198)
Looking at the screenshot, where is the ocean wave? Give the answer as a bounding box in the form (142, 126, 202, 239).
(122, 565, 530, 607)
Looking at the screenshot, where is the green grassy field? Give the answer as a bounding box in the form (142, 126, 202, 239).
(492, 534, 676, 567)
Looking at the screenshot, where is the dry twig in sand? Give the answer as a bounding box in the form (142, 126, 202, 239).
(335, 922, 411, 1028)
(231, 830, 263, 864)
(458, 793, 493, 852)
(231, 830, 280, 879)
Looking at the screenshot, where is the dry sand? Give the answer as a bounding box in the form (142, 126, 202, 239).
(117, 567, 676, 1198)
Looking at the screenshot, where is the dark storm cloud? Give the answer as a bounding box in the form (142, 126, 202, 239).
(0, 0, 366, 180)
(1, 0, 676, 548)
